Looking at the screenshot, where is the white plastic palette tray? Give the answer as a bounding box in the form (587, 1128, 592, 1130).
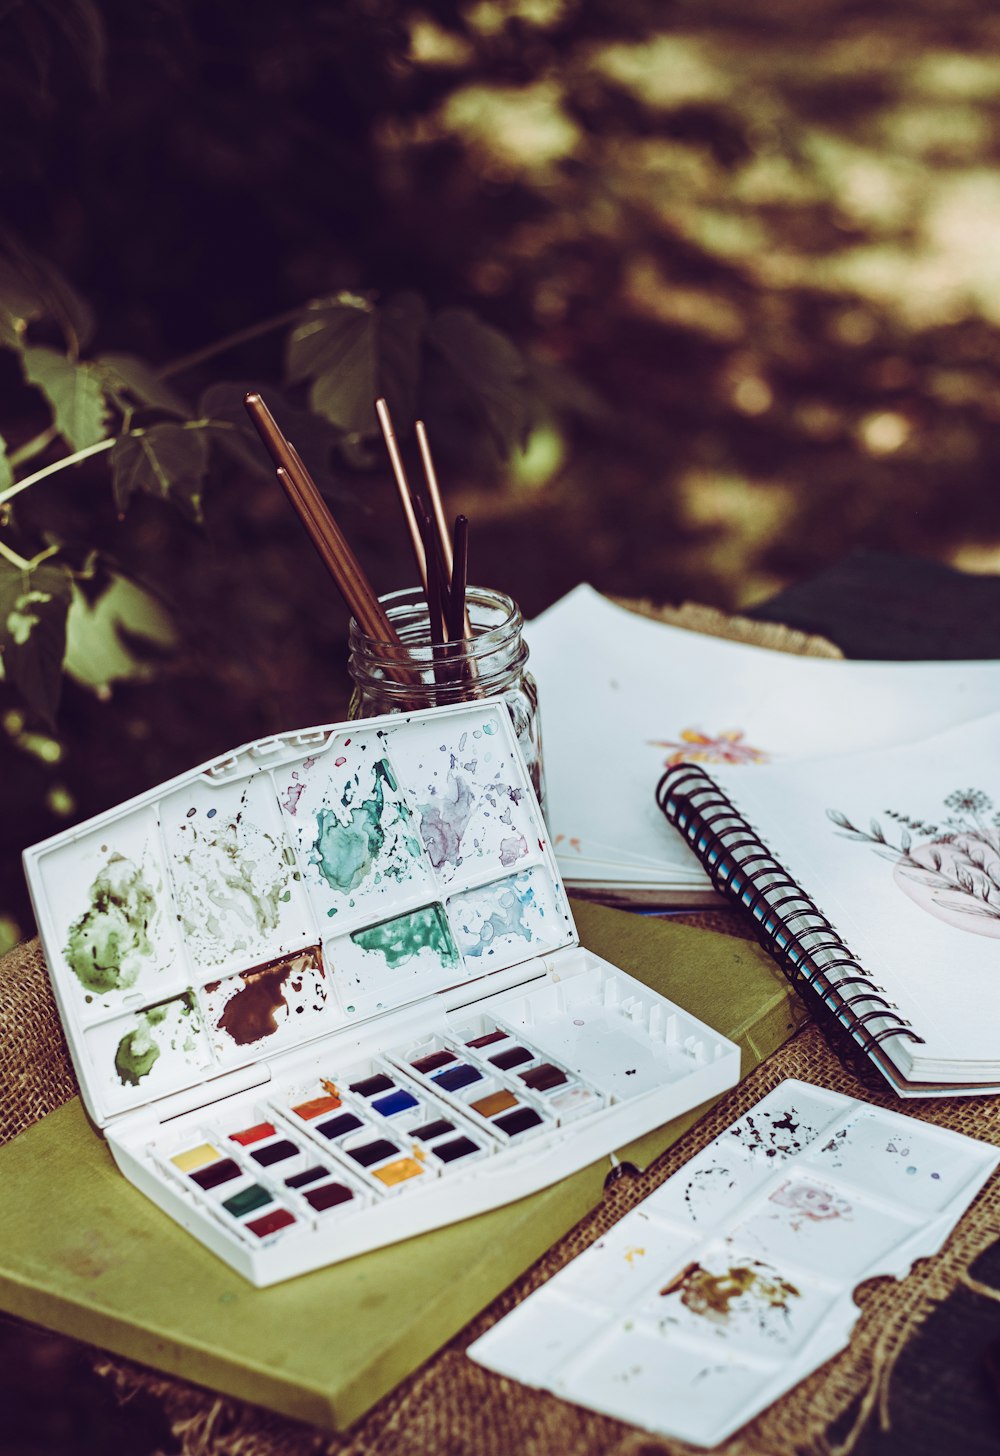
(469, 1079, 999, 1447)
(23, 700, 740, 1286)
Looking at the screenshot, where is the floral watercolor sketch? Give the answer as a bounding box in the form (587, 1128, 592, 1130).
(828, 789, 1000, 939)
(649, 728, 771, 769)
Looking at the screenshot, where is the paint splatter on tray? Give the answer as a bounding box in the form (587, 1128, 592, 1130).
(88, 991, 211, 1109)
(202, 948, 327, 1056)
(328, 904, 465, 1019)
(162, 776, 302, 969)
(278, 738, 433, 919)
(64, 852, 161, 996)
(448, 867, 562, 966)
(387, 713, 540, 885)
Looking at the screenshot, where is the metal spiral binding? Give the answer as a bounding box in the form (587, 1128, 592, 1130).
(655, 763, 923, 1088)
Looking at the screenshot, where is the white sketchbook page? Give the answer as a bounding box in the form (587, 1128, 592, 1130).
(709, 712, 1000, 1073)
(527, 585, 1000, 875)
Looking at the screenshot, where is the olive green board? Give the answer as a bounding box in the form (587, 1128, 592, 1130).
(0, 903, 802, 1431)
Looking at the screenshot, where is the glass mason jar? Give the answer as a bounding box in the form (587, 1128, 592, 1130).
(347, 585, 545, 809)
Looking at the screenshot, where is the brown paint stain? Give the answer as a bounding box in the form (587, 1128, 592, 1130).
(208, 946, 322, 1045)
(660, 1261, 799, 1323)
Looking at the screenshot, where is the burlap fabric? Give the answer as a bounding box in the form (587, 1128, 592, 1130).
(615, 599, 844, 661)
(85, 1024, 1000, 1456)
(15, 607, 999, 1455)
(0, 935, 76, 1144)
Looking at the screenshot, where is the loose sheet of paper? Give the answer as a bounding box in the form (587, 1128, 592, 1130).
(469, 1079, 998, 1447)
(526, 585, 1000, 887)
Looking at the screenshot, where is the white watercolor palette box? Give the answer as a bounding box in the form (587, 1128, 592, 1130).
(23, 700, 739, 1287)
(470, 1079, 999, 1446)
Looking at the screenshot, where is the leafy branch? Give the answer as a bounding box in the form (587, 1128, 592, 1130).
(827, 796, 1000, 925)
(0, 250, 537, 725)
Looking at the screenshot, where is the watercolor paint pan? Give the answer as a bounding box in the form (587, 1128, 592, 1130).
(25, 699, 742, 1285)
(162, 1109, 372, 1242)
(285, 1062, 494, 1180)
(470, 1080, 1000, 1447)
(339, 1069, 492, 1161)
(448, 1020, 606, 1125)
(393, 1036, 555, 1142)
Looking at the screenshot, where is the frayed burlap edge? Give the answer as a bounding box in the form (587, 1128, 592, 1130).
(0, 936, 75, 1144)
(91, 1023, 1000, 1456)
(613, 598, 844, 660)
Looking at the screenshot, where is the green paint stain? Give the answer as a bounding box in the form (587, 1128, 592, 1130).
(482, 720, 497, 735)
(176, 815, 287, 954)
(114, 1012, 162, 1086)
(351, 904, 459, 971)
(64, 854, 157, 994)
(113, 994, 198, 1088)
(313, 758, 410, 896)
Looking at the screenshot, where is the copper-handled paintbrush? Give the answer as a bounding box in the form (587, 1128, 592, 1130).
(243, 392, 404, 655)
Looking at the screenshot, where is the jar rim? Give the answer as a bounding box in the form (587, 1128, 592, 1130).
(349, 584, 523, 659)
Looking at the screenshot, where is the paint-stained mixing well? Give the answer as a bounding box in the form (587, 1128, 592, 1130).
(469, 1080, 1000, 1448)
(32, 706, 575, 1120)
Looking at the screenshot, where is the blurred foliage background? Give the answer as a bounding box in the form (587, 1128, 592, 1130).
(4, 0, 1000, 955)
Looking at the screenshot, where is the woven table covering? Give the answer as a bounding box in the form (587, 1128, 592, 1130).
(5, 931, 1000, 1456)
(6, 603, 1000, 1454)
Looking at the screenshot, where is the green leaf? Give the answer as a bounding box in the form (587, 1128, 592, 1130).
(426, 308, 530, 457)
(0, 309, 23, 353)
(94, 354, 190, 418)
(0, 559, 73, 724)
(110, 424, 210, 520)
(0, 258, 44, 352)
(21, 346, 109, 451)
(64, 571, 176, 696)
(285, 291, 428, 436)
(0, 248, 96, 353)
(0, 438, 11, 494)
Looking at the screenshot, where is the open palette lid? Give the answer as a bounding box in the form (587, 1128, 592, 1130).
(24, 701, 577, 1130)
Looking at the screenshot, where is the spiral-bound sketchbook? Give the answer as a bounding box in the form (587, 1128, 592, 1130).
(657, 710, 1000, 1097)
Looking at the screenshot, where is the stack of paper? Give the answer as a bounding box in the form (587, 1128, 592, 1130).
(526, 586, 1000, 904)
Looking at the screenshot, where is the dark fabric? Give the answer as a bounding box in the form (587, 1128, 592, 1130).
(749, 550, 1000, 660)
(833, 1240, 1000, 1456)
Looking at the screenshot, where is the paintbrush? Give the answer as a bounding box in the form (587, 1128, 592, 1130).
(415, 418, 474, 643)
(375, 396, 453, 647)
(415, 420, 453, 578)
(375, 397, 428, 597)
(243, 393, 405, 661)
(449, 514, 470, 644)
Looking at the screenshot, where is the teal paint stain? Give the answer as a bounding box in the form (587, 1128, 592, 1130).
(64, 853, 157, 994)
(351, 904, 460, 971)
(482, 721, 497, 735)
(312, 758, 415, 896)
